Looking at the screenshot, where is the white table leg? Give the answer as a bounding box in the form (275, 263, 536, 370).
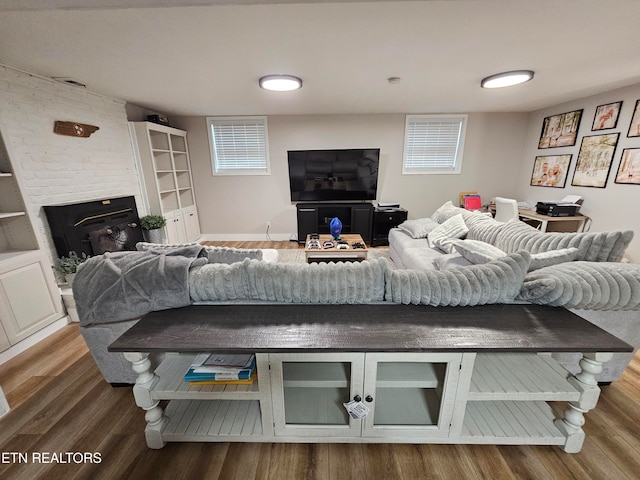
(123, 352, 167, 449)
(554, 352, 613, 453)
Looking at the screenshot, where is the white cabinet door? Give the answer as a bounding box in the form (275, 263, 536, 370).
(0, 321, 9, 352)
(164, 211, 187, 244)
(360, 352, 463, 438)
(270, 352, 365, 438)
(0, 251, 64, 344)
(183, 206, 200, 242)
(270, 352, 463, 440)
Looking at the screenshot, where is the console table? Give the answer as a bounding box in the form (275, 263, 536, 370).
(108, 304, 632, 452)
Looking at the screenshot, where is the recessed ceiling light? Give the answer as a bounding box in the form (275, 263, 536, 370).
(259, 75, 303, 92)
(481, 70, 534, 89)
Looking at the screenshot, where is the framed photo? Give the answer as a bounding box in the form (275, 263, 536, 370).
(530, 154, 572, 188)
(628, 99, 640, 137)
(538, 109, 583, 148)
(571, 133, 620, 188)
(615, 148, 640, 185)
(592, 101, 622, 131)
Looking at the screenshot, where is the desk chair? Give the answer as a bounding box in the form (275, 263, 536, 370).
(494, 197, 519, 223)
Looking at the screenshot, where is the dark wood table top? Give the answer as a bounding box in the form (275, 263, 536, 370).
(108, 304, 633, 354)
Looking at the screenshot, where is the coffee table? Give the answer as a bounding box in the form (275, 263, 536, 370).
(304, 233, 368, 263)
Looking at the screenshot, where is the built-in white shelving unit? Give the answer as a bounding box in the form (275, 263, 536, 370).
(130, 122, 201, 244)
(0, 129, 64, 352)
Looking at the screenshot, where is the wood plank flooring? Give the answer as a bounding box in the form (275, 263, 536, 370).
(0, 240, 638, 479)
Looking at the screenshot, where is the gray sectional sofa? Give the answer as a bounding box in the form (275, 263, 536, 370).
(388, 201, 640, 381)
(74, 203, 640, 384)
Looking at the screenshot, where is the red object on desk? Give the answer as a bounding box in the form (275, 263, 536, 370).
(463, 195, 482, 210)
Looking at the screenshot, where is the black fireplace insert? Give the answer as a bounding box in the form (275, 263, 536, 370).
(44, 196, 145, 258)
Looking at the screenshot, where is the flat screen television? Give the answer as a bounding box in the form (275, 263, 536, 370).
(288, 148, 380, 202)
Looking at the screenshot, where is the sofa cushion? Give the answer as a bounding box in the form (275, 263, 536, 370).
(428, 214, 469, 251)
(517, 261, 640, 310)
(430, 200, 466, 224)
(452, 239, 506, 264)
(495, 220, 633, 262)
(202, 245, 263, 264)
(432, 253, 474, 270)
(385, 251, 531, 306)
(529, 247, 579, 271)
(400, 247, 447, 270)
(190, 257, 389, 304)
(397, 218, 439, 238)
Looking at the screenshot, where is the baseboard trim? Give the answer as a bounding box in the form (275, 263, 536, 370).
(199, 233, 296, 242)
(0, 316, 71, 366)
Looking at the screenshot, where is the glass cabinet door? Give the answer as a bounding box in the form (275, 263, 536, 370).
(361, 352, 463, 438)
(269, 353, 364, 437)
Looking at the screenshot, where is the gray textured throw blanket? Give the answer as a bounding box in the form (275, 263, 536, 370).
(73, 245, 207, 326)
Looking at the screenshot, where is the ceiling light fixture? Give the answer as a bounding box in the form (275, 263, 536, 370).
(481, 70, 534, 89)
(259, 75, 303, 92)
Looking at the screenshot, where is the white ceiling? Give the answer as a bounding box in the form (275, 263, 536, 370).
(1, 0, 639, 116)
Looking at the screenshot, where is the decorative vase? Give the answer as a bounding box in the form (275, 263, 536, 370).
(330, 217, 342, 240)
(145, 228, 165, 244)
(64, 273, 76, 286)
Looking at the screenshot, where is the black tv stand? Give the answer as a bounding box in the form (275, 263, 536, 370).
(296, 202, 373, 244)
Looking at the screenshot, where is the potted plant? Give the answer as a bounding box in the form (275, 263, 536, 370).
(54, 251, 90, 285)
(140, 214, 167, 244)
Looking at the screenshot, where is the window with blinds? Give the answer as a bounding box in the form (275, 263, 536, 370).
(207, 116, 270, 175)
(402, 114, 467, 174)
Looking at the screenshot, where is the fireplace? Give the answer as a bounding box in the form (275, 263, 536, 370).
(44, 196, 145, 257)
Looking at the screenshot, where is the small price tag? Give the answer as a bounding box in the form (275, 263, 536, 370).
(343, 400, 370, 419)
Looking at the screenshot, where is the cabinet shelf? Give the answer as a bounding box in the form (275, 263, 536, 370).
(469, 353, 579, 401)
(376, 362, 442, 388)
(152, 354, 261, 401)
(283, 362, 350, 388)
(163, 399, 263, 440)
(462, 400, 565, 445)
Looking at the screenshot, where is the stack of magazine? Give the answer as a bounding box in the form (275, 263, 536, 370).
(184, 353, 256, 385)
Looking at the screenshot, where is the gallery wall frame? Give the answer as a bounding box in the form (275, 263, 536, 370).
(615, 148, 640, 185)
(571, 133, 619, 188)
(628, 99, 640, 137)
(538, 109, 583, 148)
(530, 154, 572, 188)
(592, 101, 622, 131)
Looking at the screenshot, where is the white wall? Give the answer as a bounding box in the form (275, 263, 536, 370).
(173, 112, 529, 240)
(517, 83, 640, 262)
(0, 65, 142, 264)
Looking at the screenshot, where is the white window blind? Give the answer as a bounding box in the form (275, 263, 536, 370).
(207, 116, 270, 175)
(402, 114, 467, 174)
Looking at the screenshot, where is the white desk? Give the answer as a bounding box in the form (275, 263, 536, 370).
(517, 209, 587, 233)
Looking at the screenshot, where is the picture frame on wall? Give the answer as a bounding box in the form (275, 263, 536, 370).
(530, 154, 572, 188)
(628, 99, 640, 137)
(571, 133, 620, 188)
(615, 148, 640, 185)
(592, 101, 622, 131)
(538, 109, 583, 148)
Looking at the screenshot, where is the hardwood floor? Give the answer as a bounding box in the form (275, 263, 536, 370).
(0, 241, 638, 479)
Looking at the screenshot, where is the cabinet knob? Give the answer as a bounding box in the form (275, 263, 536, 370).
(353, 395, 361, 402)
(365, 395, 373, 403)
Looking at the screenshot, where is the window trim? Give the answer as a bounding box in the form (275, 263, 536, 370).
(206, 116, 271, 176)
(402, 114, 467, 175)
